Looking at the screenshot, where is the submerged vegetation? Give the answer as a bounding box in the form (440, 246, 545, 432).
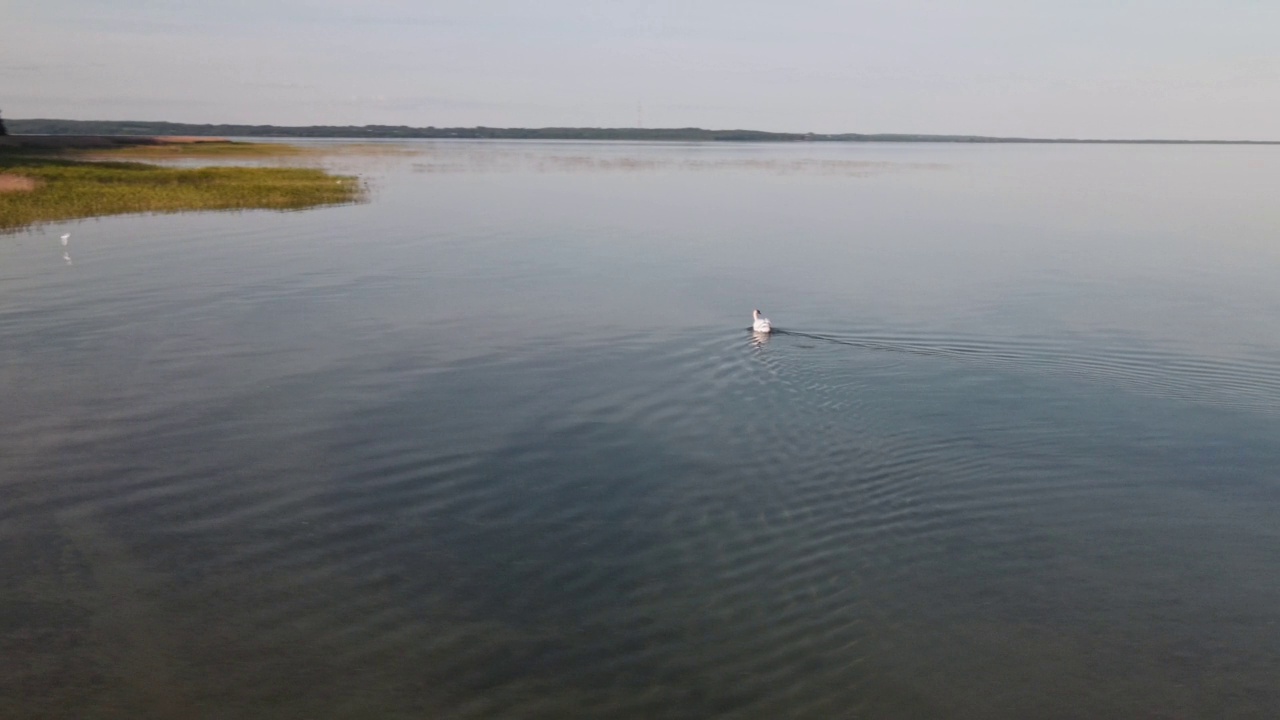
(0, 141, 362, 232)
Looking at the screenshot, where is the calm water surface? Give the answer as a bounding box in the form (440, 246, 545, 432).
(2, 141, 1279, 718)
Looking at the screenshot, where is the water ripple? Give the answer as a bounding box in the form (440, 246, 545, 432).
(776, 328, 1280, 415)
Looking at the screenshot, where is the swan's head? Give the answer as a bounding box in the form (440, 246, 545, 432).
(753, 309, 762, 319)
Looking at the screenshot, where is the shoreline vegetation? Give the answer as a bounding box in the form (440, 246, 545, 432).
(0, 136, 363, 232)
(9, 118, 1280, 145)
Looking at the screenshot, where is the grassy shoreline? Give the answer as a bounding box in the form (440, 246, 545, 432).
(0, 137, 361, 232)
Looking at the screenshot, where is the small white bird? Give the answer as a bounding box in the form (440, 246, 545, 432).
(752, 309, 772, 333)
(60, 233, 70, 246)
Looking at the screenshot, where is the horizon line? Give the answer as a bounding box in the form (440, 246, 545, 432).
(9, 118, 1280, 145)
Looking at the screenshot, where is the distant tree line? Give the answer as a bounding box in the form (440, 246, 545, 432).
(6, 119, 819, 142)
(4, 118, 1276, 145)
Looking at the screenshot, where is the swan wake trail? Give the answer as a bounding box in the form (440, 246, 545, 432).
(761, 328, 1280, 415)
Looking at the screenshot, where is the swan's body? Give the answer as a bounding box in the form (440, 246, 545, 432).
(60, 233, 70, 246)
(752, 309, 772, 333)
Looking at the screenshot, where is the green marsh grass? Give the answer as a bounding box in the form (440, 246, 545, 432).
(0, 149, 362, 232)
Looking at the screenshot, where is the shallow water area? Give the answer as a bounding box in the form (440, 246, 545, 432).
(2, 140, 1279, 718)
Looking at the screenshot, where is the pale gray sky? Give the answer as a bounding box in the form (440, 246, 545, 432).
(4, 1, 1278, 138)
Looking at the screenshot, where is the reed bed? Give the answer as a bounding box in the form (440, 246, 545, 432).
(0, 151, 362, 232)
(75, 141, 317, 159)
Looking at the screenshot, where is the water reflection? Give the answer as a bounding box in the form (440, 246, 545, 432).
(3, 141, 1280, 719)
(405, 146, 948, 176)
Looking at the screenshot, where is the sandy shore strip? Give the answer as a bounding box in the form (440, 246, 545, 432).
(0, 174, 39, 193)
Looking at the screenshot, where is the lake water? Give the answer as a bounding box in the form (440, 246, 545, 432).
(2, 140, 1279, 718)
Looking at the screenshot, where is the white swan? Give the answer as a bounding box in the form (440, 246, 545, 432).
(60, 233, 70, 246)
(752, 309, 772, 333)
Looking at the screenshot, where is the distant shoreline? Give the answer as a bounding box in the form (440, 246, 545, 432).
(8, 119, 1279, 145)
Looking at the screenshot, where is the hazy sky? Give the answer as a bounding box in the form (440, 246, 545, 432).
(4, 1, 1278, 138)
